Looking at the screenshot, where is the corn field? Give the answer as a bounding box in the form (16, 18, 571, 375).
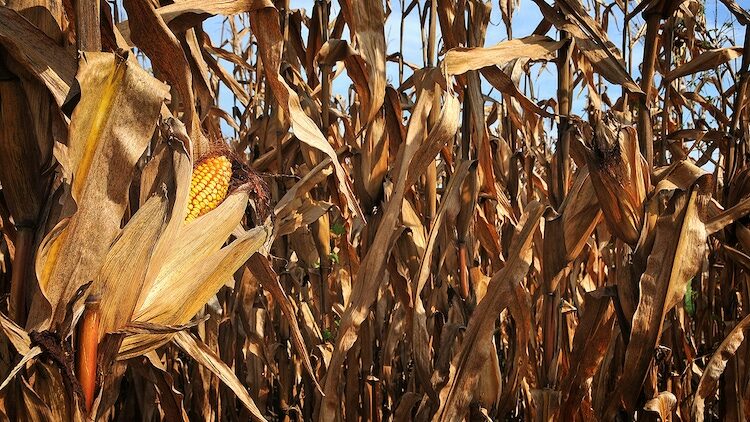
(0, 0, 749, 420)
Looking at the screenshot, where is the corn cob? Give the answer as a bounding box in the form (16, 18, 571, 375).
(186, 155, 232, 222)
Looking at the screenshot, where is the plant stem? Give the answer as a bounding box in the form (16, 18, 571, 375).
(10, 227, 32, 325)
(638, 12, 661, 168)
(75, 0, 101, 52)
(556, 30, 572, 209)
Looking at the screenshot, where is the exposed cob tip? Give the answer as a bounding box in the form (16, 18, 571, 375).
(186, 155, 232, 222)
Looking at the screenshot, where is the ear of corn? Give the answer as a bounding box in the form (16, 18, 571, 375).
(186, 155, 232, 222)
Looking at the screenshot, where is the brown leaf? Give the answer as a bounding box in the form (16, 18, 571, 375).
(0, 8, 76, 106)
(0, 346, 42, 392)
(339, 0, 387, 123)
(480, 66, 553, 117)
(666, 47, 743, 81)
(246, 253, 322, 394)
(705, 195, 750, 235)
(443, 35, 562, 76)
(559, 290, 615, 418)
(0, 312, 31, 355)
(122, 0, 205, 153)
(532, 0, 643, 95)
(118, 0, 260, 40)
(644, 391, 677, 420)
(610, 186, 708, 415)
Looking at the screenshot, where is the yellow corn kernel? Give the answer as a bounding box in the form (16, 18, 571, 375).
(185, 155, 232, 222)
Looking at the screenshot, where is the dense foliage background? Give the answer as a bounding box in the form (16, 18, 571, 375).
(1, 0, 750, 420)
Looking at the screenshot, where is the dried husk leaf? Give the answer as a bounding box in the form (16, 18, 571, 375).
(91, 191, 170, 340)
(19, 377, 56, 422)
(543, 167, 603, 289)
(28, 52, 169, 331)
(0, 346, 42, 392)
(0, 312, 31, 355)
(31, 361, 77, 422)
(119, 220, 270, 358)
(135, 117, 194, 305)
(560, 168, 603, 260)
(720, 0, 750, 24)
(585, 116, 649, 246)
(274, 159, 334, 238)
(705, 195, 750, 235)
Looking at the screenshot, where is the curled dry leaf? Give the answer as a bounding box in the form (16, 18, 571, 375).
(644, 391, 677, 420)
(443, 35, 562, 76)
(532, 0, 643, 96)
